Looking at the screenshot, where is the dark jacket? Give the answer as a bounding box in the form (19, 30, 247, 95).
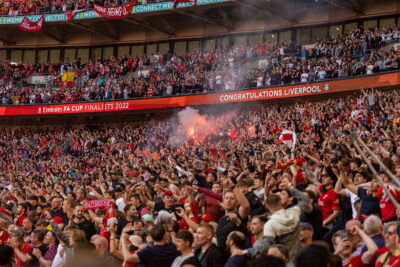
(194, 244, 225, 267)
(73, 218, 97, 241)
(245, 191, 266, 216)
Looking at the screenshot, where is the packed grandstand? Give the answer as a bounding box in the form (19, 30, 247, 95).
(1, 1, 400, 267)
(0, 25, 398, 105)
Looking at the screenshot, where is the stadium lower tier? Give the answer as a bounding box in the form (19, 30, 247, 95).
(0, 86, 399, 266)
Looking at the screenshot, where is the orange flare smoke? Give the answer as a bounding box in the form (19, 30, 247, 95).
(188, 127, 195, 136)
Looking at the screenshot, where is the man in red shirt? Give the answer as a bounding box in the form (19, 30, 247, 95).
(15, 203, 28, 228)
(318, 174, 340, 230)
(375, 222, 400, 267)
(195, 183, 224, 222)
(178, 183, 199, 224)
(9, 230, 32, 267)
(333, 226, 378, 267)
(377, 172, 400, 222)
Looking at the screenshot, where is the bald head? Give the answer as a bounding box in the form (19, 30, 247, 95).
(345, 219, 361, 230)
(363, 215, 382, 236)
(90, 234, 101, 243)
(91, 236, 108, 255)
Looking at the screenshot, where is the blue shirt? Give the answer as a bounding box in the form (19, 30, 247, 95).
(137, 242, 179, 267)
(361, 234, 385, 253)
(357, 188, 381, 218)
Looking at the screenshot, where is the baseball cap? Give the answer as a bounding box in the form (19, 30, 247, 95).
(129, 235, 142, 247)
(299, 222, 314, 232)
(163, 190, 174, 197)
(141, 214, 154, 222)
(201, 214, 214, 222)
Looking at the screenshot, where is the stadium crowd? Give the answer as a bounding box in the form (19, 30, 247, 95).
(0, 25, 398, 105)
(0, 0, 163, 16)
(0, 87, 399, 267)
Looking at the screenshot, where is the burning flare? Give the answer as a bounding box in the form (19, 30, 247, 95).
(188, 127, 195, 136)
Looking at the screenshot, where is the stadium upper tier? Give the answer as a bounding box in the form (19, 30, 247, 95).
(0, 25, 398, 106)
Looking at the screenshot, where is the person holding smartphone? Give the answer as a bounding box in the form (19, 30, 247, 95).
(333, 225, 378, 267)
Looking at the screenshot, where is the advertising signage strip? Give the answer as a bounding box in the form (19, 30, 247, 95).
(132, 0, 230, 13)
(0, 0, 229, 24)
(0, 72, 398, 116)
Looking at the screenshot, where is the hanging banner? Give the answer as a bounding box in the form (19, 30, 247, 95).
(66, 9, 85, 21)
(94, 1, 136, 19)
(19, 15, 44, 32)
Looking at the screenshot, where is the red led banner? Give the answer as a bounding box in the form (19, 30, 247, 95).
(0, 72, 398, 116)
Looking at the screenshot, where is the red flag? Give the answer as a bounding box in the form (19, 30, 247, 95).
(282, 134, 294, 141)
(276, 130, 297, 148)
(19, 15, 44, 32)
(59, 81, 74, 87)
(94, 1, 136, 19)
(66, 9, 85, 21)
(210, 147, 218, 161)
(219, 149, 227, 161)
(0, 207, 12, 224)
(173, 0, 197, 8)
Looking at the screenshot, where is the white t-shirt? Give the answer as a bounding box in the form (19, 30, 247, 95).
(301, 73, 309, 83)
(216, 75, 222, 85)
(366, 65, 373, 75)
(171, 253, 195, 267)
(344, 188, 360, 218)
(51, 244, 66, 267)
(115, 197, 126, 212)
(253, 188, 265, 198)
(257, 76, 263, 87)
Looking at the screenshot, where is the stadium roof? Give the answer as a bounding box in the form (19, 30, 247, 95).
(0, 0, 392, 48)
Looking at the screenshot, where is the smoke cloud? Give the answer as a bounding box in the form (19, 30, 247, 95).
(169, 106, 236, 146)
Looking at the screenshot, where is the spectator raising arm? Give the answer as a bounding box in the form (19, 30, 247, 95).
(334, 177, 347, 196)
(121, 223, 140, 263)
(138, 186, 155, 209)
(341, 168, 358, 195)
(356, 226, 379, 265)
(224, 178, 250, 219)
